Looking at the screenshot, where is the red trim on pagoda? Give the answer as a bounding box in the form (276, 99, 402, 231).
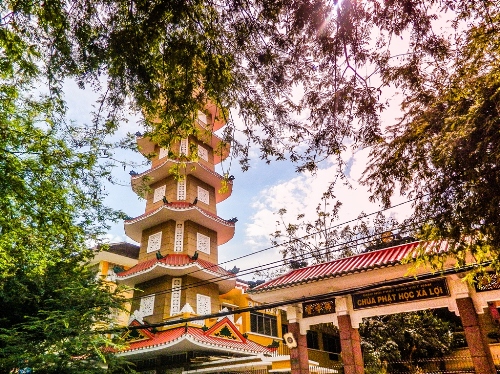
(251, 241, 449, 293)
(131, 159, 233, 203)
(116, 254, 236, 292)
(124, 202, 235, 244)
(120, 318, 271, 358)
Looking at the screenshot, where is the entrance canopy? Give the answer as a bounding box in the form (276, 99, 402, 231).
(249, 241, 499, 330)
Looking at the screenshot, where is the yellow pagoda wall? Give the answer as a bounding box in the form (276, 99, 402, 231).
(138, 220, 176, 262)
(185, 175, 217, 214)
(184, 221, 218, 263)
(145, 177, 178, 210)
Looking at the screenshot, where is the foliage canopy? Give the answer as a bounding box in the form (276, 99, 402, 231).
(2, 0, 500, 367)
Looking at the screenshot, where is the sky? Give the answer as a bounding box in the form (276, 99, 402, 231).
(64, 75, 415, 282)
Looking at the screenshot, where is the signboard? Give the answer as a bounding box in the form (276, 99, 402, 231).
(475, 273, 500, 292)
(352, 278, 449, 310)
(303, 298, 336, 318)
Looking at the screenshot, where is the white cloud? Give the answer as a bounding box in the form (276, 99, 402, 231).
(245, 148, 413, 250)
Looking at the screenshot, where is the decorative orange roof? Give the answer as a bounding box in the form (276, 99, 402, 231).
(120, 318, 271, 358)
(250, 241, 449, 293)
(116, 254, 236, 292)
(130, 160, 233, 202)
(124, 202, 235, 244)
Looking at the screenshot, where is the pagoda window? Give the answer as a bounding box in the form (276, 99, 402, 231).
(197, 294, 211, 316)
(159, 147, 169, 159)
(198, 145, 208, 162)
(174, 222, 184, 252)
(140, 295, 155, 317)
(307, 330, 319, 349)
(147, 232, 162, 253)
(153, 185, 166, 203)
(197, 233, 210, 254)
(197, 186, 209, 204)
(170, 278, 182, 315)
(180, 138, 188, 155)
(177, 179, 186, 200)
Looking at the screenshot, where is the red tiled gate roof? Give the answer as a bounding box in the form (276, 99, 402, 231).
(250, 241, 448, 293)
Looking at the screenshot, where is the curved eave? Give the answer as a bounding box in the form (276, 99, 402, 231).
(116, 262, 235, 293)
(124, 203, 235, 245)
(131, 160, 233, 203)
(91, 252, 138, 268)
(136, 136, 155, 156)
(136, 133, 229, 164)
(119, 334, 267, 359)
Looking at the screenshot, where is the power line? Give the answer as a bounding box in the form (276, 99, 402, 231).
(119, 262, 485, 332)
(127, 220, 423, 301)
(132, 196, 422, 288)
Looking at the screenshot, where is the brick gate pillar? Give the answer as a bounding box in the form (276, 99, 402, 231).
(337, 314, 364, 374)
(288, 322, 309, 374)
(456, 297, 496, 374)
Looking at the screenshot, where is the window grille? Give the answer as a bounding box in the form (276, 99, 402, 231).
(197, 186, 209, 204)
(140, 295, 155, 316)
(198, 145, 208, 162)
(180, 138, 188, 155)
(153, 185, 166, 203)
(194, 294, 211, 325)
(170, 278, 182, 315)
(197, 233, 210, 254)
(177, 180, 186, 200)
(159, 147, 168, 159)
(174, 222, 184, 252)
(147, 232, 162, 253)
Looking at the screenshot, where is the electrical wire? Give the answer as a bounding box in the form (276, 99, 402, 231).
(120, 262, 487, 332)
(126, 219, 425, 301)
(136, 196, 424, 287)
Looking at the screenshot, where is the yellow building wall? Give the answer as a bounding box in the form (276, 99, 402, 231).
(219, 287, 284, 348)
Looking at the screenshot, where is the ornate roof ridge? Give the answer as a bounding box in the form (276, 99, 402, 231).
(116, 254, 235, 279)
(125, 202, 235, 227)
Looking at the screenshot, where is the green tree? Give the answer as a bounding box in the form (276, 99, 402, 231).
(360, 311, 454, 373)
(0, 5, 132, 372)
(271, 194, 409, 267)
(2, 1, 500, 368)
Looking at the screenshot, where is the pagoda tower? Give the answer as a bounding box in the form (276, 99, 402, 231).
(117, 104, 238, 326)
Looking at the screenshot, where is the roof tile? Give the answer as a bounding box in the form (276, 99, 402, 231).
(251, 241, 448, 292)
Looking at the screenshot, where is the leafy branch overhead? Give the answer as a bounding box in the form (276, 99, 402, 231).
(6, 0, 499, 256)
(1, 0, 500, 369)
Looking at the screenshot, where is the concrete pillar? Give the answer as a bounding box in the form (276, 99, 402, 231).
(456, 297, 496, 374)
(338, 314, 364, 374)
(288, 322, 309, 374)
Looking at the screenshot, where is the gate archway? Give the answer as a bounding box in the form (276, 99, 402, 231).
(249, 241, 500, 374)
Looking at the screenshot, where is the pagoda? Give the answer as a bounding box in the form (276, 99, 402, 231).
(115, 104, 271, 368)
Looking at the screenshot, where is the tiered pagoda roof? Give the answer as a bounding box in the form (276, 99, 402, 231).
(116, 254, 236, 293)
(124, 202, 235, 244)
(131, 159, 233, 203)
(120, 317, 271, 359)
